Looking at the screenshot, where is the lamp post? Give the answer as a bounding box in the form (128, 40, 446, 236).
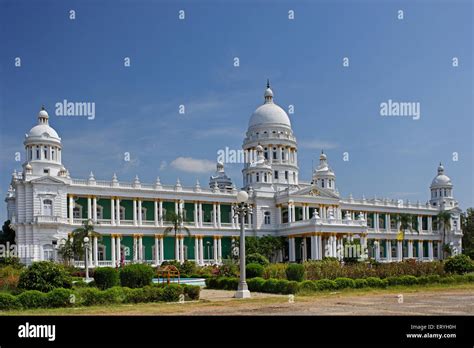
(233, 190, 252, 299)
(84, 236, 90, 281)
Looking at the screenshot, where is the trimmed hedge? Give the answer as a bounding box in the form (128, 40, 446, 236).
(119, 264, 154, 288)
(47, 288, 74, 308)
(17, 290, 47, 309)
(94, 267, 119, 290)
(0, 293, 21, 310)
(246, 263, 264, 278)
(444, 255, 473, 274)
(205, 273, 474, 294)
(286, 263, 305, 282)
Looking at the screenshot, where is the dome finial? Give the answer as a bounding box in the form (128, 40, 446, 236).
(267, 79, 270, 89)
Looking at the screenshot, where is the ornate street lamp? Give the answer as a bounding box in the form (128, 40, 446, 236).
(233, 190, 252, 299)
(83, 236, 90, 281)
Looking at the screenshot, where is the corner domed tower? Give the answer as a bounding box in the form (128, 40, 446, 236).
(209, 161, 233, 191)
(430, 163, 456, 208)
(23, 106, 64, 177)
(312, 151, 337, 192)
(242, 81, 298, 190)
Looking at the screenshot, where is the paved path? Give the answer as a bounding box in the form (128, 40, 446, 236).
(194, 288, 474, 315)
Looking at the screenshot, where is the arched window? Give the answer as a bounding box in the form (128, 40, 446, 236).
(43, 244, 54, 261)
(321, 179, 325, 188)
(264, 211, 271, 225)
(256, 172, 260, 182)
(36, 146, 40, 159)
(44, 147, 48, 159)
(43, 199, 53, 216)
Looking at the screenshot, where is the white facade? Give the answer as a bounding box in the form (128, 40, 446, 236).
(4, 84, 463, 265)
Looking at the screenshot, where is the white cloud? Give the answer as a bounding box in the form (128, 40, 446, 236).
(170, 157, 215, 173)
(159, 160, 167, 171)
(299, 140, 339, 150)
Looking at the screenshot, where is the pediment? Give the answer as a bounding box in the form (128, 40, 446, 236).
(291, 185, 340, 200)
(30, 176, 65, 185)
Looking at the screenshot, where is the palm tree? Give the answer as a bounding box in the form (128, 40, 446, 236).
(70, 219, 101, 259)
(163, 212, 191, 261)
(438, 211, 452, 258)
(394, 213, 417, 239)
(57, 238, 75, 266)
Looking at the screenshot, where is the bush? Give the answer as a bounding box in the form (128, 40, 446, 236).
(94, 268, 119, 290)
(46, 288, 73, 308)
(77, 288, 105, 306)
(246, 253, 270, 266)
(0, 292, 20, 310)
(247, 277, 265, 292)
(219, 277, 239, 291)
(102, 286, 126, 304)
(366, 277, 388, 288)
(119, 264, 154, 288)
(162, 284, 184, 302)
(262, 263, 287, 280)
(72, 280, 88, 288)
(286, 281, 300, 294)
(444, 255, 473, 274)
(205, 277, 218, 289)
(183, 285, 200, 300)
(314, 279, 337, 291)
(142, 285, 164, 302)
(17, 290, 47, 309)
(274, 279, 290, 294)
(179, 260, 197, 276)
(439, 276, 456, 284)
(123, 288, 147, 304)
(18, 261, 72, 292)
(399, 275, 419, 285)
(216, 260, 239, 277)
(426, 274, 441, 283)
(334, 277, 355, 289)
(262, 279, 280, 293)
(354, 279, 368, 288)
(246, 263, 264, 278)
(300, 280, 318, 293)
(286, 263, 305, 282)
(0, 265, 22, 291)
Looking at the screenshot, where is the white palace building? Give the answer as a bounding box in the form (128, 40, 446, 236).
(5, 83, 463, 266)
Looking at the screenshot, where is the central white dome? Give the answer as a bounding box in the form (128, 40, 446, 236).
(249, 101, 291, 128)
(27, 124, 60, 139)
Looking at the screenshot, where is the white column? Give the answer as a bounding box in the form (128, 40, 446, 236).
(361, 235, 367, 259)
(332, 235, 337, 258)
(159, 200, 164, 226)
(179, 237, 185, 263)
(111, 235, 116, 266)
(418, 240, 423, 260)
(93, 236, 98, 266)
(428, 216, 433, 233)
(154, 236, 160, 265)
(87, 197, 92, 220)
(133, 199, 137, 226)
(111, 198, 115, 226)
(217, 203, 221, 228)
(175, 201, 179, 215)
(138, 236, 143, 262)
(133, 236, 138, 262)
(386, 240, 392, 262)
(115, 198, 120, 225)
(277, 205, 282, 225)
(437, 241, 442, 260)
(417, 216, 423, 232)
(92, 197, 97, 222)
(397, 240, 403, 261)
(154, 200, 159, 227)
(138, 200, 143, 225)
(217, 237, 222, 263)
(292, 205, 296, 222)
(212, 203, 217, 228)
(301, 237, 307, 261)
(289, 237, 296, 262)
(302, 205, 306, 220)
(199, 203, 203, 227)
(116, 235, 121, 266)
(386, 214, 390, 232)
(408, 240, 413, 258)
(288, 204, 293, 223)
(374, 213, 379, 231)
(199, 237, 204, 265)
(428, 241, 434, 261)
(175, 237, 180, 261)
(159, 236, 164, 263)
(213, 237, 218, 264)
(310, 235, 317, 260)
(194, 202, 199, 227)
(317, 234, 322, 260)
(375, 240, 381, 261)
(69, 195, 74, 224)
(194, 237, 199, 264)
(231, 205, 236, 228)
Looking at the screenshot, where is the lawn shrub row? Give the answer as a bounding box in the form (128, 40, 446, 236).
(205, 273, 474, 294)
(0, 284, 200, 311)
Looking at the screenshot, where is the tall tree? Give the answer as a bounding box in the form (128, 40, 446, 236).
(461, 208, 474, 258)
(437, 211, 453, 258)
(65, 219, 101, 260)
(163, 212, 191, 260)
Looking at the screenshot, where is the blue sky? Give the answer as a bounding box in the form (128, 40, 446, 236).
(0, 0, 472, 222)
